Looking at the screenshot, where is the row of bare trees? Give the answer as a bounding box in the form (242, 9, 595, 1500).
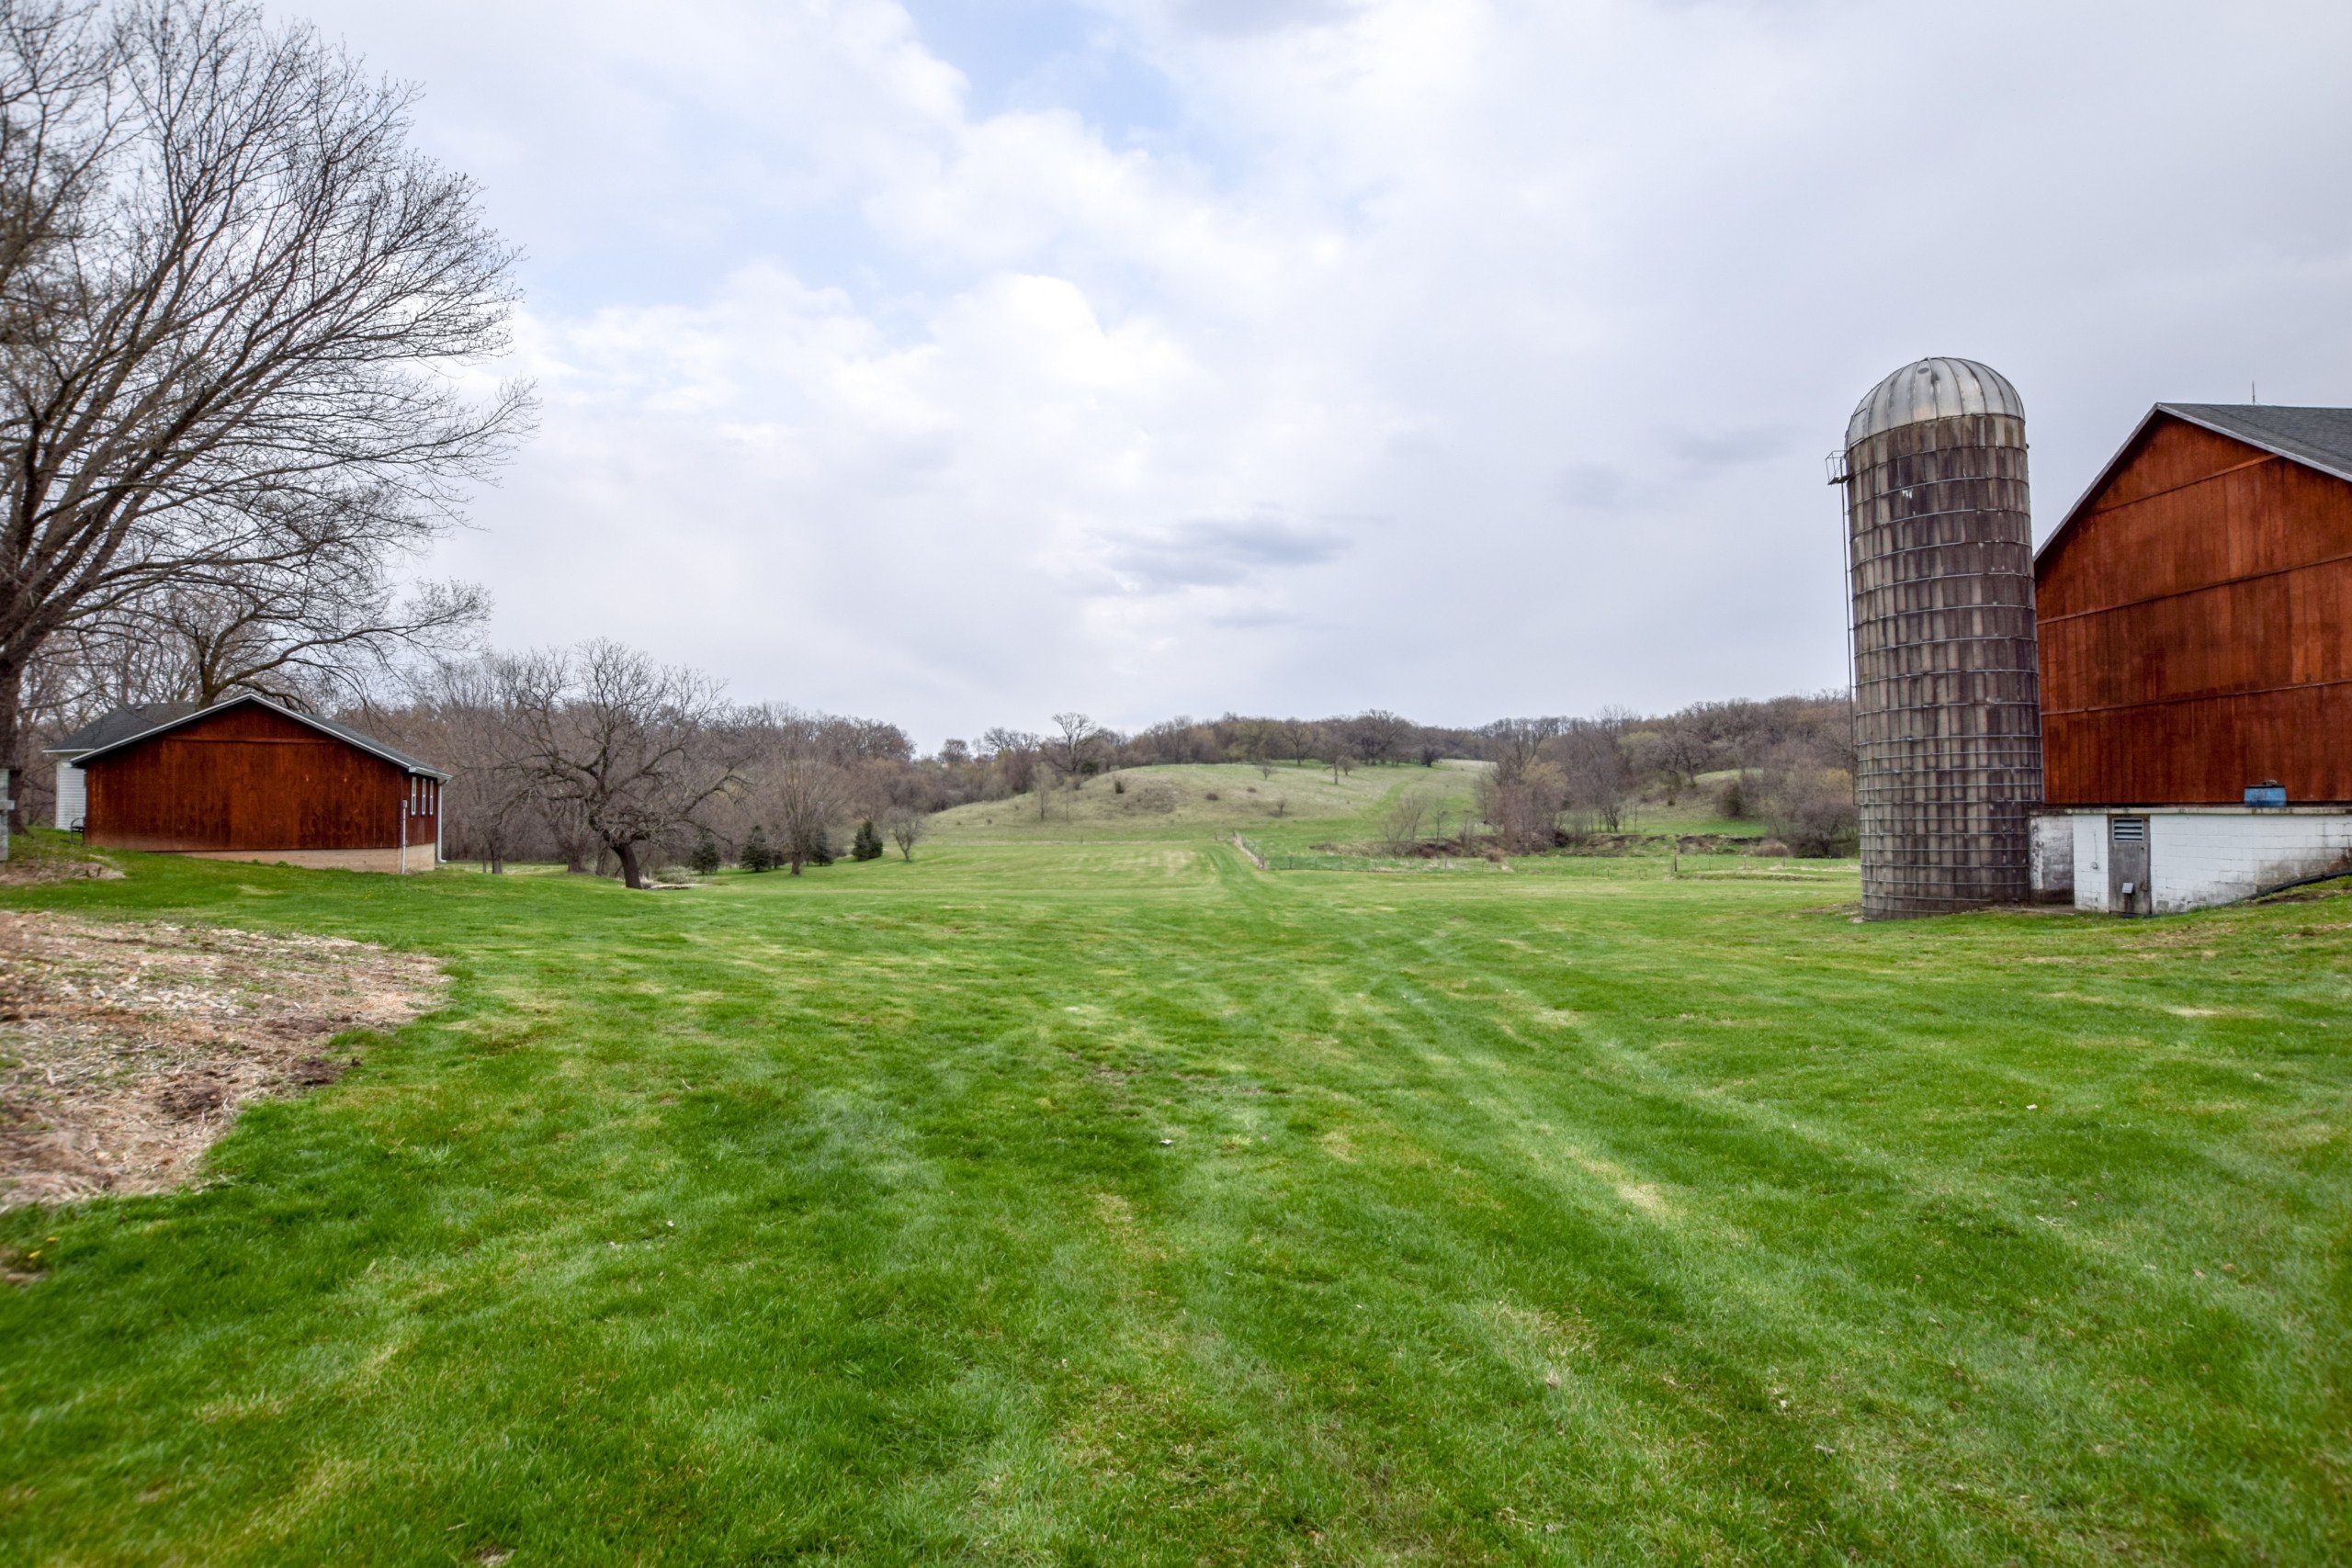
(2, 0, 526, 821)
(1468, 696, 1856, 853)
(365, 642, 936, 888)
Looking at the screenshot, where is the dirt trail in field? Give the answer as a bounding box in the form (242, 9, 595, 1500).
(0, 913, 445, 1208)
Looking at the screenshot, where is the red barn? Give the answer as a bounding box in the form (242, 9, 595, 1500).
(57, 694, 447, 873)
(2032, 403, 2352, 911)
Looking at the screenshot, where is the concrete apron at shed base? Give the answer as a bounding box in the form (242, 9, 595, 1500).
(175, 846, 439, 874)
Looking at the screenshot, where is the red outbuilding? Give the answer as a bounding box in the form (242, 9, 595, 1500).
(52, 694, 447, 873)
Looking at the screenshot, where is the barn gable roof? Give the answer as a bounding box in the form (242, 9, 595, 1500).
(2036, 402, 2352, 570)
(64, 694, 450, 779)
(45, 702, 196, 757)
(2160, 404, 2352, 485)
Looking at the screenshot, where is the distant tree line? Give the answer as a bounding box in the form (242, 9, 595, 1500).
(929, 694, 1856, 857)
(26, 575, 1860, 873)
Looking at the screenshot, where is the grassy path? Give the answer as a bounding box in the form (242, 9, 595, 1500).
(2, 825, 2348, 1563)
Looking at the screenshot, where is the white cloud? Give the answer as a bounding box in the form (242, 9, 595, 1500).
(305, 0, 2352, 743)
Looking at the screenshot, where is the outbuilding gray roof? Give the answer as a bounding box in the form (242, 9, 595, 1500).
(44, 703, 195, 757)
(59, 694, 448, 779)
(2157, 403, 2352, 486)
(1846, 357, 2025, 448)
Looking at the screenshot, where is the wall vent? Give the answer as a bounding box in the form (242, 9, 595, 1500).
(2110, 818, 2147, 843)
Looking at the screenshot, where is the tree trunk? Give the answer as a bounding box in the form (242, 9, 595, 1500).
(786, 852, 805, 876)
(0, 657, 23, 834)
(614, 840, 645, 890)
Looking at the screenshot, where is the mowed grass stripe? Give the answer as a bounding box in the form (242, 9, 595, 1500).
(0, 814, 2346, 1563)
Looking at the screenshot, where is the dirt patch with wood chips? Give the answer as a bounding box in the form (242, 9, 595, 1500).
(0, 912, 446, 1208)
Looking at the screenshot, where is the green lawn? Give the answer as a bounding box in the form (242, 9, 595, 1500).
(2, 807, 2347, 1563)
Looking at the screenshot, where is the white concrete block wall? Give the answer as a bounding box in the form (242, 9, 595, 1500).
(2073, 810, 2352, 914)
(2029, 815, 2074, 899)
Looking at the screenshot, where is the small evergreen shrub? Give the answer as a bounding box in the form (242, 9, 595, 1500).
(688, 829, 721, 875)
(742, 824, 773, 872)
(852, 818, 885, 862)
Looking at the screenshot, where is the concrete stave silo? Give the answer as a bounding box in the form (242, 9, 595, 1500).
(1840, 357, 2043, 919)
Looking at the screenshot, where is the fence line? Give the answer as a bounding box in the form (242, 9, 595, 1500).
(1234, 831, 1853, 879)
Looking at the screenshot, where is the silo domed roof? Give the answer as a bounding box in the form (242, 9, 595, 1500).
(1846, 357, 2023, 448)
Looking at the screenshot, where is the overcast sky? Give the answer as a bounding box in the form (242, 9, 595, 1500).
(301, 0, 2352, 746)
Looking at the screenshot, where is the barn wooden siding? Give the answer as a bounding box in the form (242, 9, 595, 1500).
(82, 704, 438, 852)
(2037, 416, 2352, 804)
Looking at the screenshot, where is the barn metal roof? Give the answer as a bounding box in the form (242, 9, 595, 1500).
(1846, 357, 2025, 448)
(44, 703, 195, 757)
(2156, 403, 2352, 486)
(62, 694, 450, 779)
(2036, 402, 2352, 569)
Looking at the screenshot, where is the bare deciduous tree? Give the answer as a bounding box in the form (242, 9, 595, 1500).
(1758, 740, 1858, 856)
(1479, 717, 1564, 774)
(0, 0, 530, 801)
(1232, 716, 1275, 777)
(762, 756, 845, 875)
(1650, 720, 1714, 802)
(1476, 757, 1566, 852)
(1046, 711, 1102, 785)
(981, 726, 1038, 797)
(496, 641, 738, 889)
(76, 571, 486, 708)
(886, 807, 924, 862)
(1346, 709, 1411, 766)
(1379, 784, 1439, 854)
(1552, 716, 1634, 834)
(378, 654, 531, 872)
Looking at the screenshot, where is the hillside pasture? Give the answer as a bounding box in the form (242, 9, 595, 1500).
(933, 759, 1485, 851)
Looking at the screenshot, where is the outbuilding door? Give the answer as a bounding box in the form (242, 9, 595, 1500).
(2108, 817, 2151, 916)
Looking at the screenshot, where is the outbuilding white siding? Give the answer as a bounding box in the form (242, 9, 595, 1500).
(53, 758, 85, 830)
(2070, 809, 2352, 914)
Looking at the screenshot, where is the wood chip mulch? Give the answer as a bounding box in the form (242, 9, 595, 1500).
(0, 912, 446, 1209)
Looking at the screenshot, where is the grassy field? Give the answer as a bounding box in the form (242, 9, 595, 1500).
(2, 791, 2348, 1563)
